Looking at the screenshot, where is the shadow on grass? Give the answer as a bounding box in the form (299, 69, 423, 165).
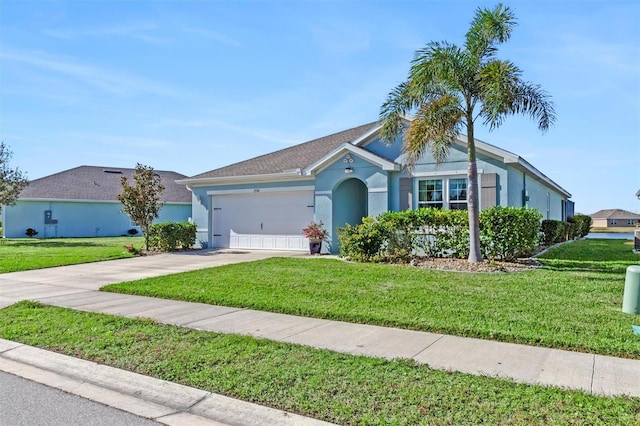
(0, 238, 140, 249)
(539, 259, 637, 275)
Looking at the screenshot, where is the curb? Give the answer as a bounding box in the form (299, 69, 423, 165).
(0, 338, 334, 426)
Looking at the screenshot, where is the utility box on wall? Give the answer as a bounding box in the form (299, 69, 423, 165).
(44, 210, 58, 224)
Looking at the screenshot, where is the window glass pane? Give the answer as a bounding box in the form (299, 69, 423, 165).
(418, 179, 443, 208)
(449, 178, 467, 201)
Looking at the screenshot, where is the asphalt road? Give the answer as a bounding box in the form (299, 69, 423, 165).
(0, 371, 160, 426)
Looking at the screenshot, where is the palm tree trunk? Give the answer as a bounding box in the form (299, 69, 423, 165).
(466, 119, 483, 263)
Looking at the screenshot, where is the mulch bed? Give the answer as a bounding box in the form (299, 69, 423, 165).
(408, 256, 542, 273)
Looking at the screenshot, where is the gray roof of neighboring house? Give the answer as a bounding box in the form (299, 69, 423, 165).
(190, 122, 380, 179)
(19, 166, 191, 203)
(590, 209, 640, 219)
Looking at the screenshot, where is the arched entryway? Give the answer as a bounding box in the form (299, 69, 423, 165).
(332, 178, 368, 252)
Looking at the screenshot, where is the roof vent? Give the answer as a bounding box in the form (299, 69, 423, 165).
(103, 169, 123, 174)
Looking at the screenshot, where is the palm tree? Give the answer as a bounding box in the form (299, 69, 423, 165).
(380, 3, 555, 263)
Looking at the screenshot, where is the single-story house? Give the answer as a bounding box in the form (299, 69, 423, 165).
(2, 166, 192, 238)
(590, 209, 640, 228)
(178, 120, 572, 253)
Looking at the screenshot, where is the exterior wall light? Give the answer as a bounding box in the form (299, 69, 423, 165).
(343, 154, 354, 174)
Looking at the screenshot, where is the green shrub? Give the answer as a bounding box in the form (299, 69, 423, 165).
(148, 222, 196, 252)
(339, 209, 470, 262)
(377, 210, 422, 262)
(479, 207, 541, 261)
(572, 214, 592, 237)
(338, 217, 390, 262)
(565, 217, 578, 240)
(541, 220, 565, 245)
(429, 209, 469, 259)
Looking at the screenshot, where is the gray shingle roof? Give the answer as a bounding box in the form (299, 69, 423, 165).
(19, 166, 191, 203)
(590, 209, 640, 219)
(191, 122, 380, 179)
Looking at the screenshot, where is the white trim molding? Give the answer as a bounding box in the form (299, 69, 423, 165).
(368, 187, 388, 193)
(207, 185, 315, 196)
(412, 169, 482, 178)
(303, 143, 400, 175)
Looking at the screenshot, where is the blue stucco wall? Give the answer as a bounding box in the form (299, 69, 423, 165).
(506, 165, 566, 220)
(3, 200, 191, 238)
(362, 134, 403, 161)
(388, 145, 509, 211)
(315, 153, 391, 251)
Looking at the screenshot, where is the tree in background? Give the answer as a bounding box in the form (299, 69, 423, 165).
(118, 163, 165, 251)
(380, 3, 555, 263)
(0, 142, 29, 207)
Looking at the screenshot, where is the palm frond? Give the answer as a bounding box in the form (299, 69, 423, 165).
(477, 60, 555, 131)
(511, 82, 556, 132)
(477, 60, 521, 129)
(411, 42, 467, 93)
(379, 81, 415, 144)
(404, 94, 463, 168)
(465, 4, 516, 62)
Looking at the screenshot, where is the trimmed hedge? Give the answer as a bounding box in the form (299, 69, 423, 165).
(540, 220, 565, 245)
(148, 222, 196, 252)
(480, 207, 542, 261)
(572, 214, 593, 237)
(339, 207, 542, 262)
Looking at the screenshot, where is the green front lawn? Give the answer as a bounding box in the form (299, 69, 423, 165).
(104, 239, 640, 358)
(0, 237, 143, 273)
(1, 302, 638, 425)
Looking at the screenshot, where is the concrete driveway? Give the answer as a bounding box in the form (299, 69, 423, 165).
(0, 249, 304, 309)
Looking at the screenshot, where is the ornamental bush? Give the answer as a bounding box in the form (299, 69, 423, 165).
(540, 220, 565, 245)
(339, 207, 544, 263)
(338, 216, 390, 262)
(148, 222, 196, 252)
(572, 214, 592, 238)
(479, 207, 541, 261)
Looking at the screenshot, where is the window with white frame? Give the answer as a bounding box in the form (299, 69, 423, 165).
(418, 179, 443, 208)
(418, 177, 468, 210)
(448, 178, 468, 210)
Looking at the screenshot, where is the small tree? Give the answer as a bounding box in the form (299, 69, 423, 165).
(0, 142, 29, 207)
(118, 163, 165, 250)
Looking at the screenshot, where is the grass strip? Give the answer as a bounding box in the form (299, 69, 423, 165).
(1, 301, 639, 425)
(0, 237, 142, 273)
(104, 239, 640, 359)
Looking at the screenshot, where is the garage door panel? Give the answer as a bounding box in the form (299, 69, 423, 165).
(213, 191, 313, 250)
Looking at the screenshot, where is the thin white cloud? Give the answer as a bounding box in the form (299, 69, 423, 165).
(1, 47, 186, 99)
(62, 132, 174, 149)
(43, 23, 168, 44)
(182, 27, 242, 47)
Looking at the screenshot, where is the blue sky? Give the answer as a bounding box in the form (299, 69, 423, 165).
(1, 0, 639, 215)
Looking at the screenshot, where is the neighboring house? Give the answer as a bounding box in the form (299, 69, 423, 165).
(2, 166, 192, 238)
(178, 120, 572, 253)
(590, 209, 640, 228)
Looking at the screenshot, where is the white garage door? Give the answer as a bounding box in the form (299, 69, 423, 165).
(212, 190, 314, 250)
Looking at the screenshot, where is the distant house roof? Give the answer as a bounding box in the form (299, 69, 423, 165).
(590, 209, 640, 219)
(19, 166, 191, 203)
